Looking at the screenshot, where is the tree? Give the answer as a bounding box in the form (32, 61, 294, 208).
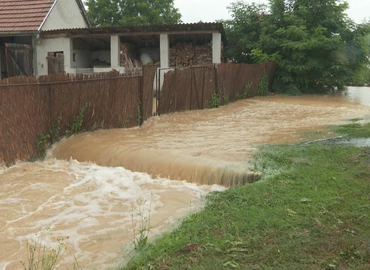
(86, 0, 182, 27)
(224, 0, 370, 93)
(221, 2, 268, 63)
(346, 21, 370, 85)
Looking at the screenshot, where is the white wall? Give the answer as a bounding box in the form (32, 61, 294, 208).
(73, 49, 91, 68)
(36, 37, 73, 76)
(212, 33, 222, 64)
(41, 0, 88, 31)
(160, 34, 169, 68)
(110, 36, 120, 70)
(37, 38, 114, 75)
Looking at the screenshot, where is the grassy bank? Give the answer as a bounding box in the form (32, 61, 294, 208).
(124, 123, 370, 270)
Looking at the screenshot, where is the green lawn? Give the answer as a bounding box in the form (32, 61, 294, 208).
(123, 122, 370, 270)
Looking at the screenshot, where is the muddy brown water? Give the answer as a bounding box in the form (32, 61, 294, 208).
(1, 87, 370, 269)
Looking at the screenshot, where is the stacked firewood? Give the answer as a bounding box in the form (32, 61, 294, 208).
(193, 45, 213, 65)
(170, 43, 195, 67)
(170, 42, 224, 67)
(120, 43, 142, 68)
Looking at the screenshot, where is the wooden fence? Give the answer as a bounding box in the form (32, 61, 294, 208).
(0, 63, 275, 165)
(158, 62, 276, 114)
(0, 65, 157, 165)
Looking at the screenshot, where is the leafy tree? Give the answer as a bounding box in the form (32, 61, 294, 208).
(224, 0, 370, 93)
(222, 2, 268, 63)
(86, 0, 182, 27)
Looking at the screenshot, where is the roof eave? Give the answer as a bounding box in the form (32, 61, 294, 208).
(0, 31, 38, 37)
(38, 0, 59, 32)
(75, 0, 92, 28)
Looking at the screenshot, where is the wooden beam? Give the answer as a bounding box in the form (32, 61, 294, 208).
(41, 31, 217, 39)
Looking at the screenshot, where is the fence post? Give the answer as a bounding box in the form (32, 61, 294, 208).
(174, 68, 177, 112)
(48, 81, 53, 144)
(213, 64, 219, 104)
(190, 68, 193, 110)
(201, 67, 206, 109)
(139, 72, 144, 126)
(157, 68, 161, 116)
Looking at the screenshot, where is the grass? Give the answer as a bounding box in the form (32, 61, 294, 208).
(300, 130, 328, 141)
(332, 122, 370, 138)
(123, 122, 370, 270)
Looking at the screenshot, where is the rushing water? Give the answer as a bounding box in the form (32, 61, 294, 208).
(1, 87, 370, 269)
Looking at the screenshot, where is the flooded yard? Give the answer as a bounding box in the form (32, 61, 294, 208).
(1, 87, 370, 269)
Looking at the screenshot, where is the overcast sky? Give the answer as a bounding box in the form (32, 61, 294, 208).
(174, 0, 370, 24)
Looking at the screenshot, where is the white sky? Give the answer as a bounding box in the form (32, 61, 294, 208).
(174, 0, 370, 24)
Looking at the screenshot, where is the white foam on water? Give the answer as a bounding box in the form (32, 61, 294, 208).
(0, 159, 226, 269)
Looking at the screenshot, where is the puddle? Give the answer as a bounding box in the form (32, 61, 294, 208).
(324, 137, 370, 147)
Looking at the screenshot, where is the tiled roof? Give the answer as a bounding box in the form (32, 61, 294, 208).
(0, 0, 54, 32)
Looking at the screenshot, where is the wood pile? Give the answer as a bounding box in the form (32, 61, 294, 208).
(120, 43, 142, 69)
(170, 42, 224, 67)
(170, 43, 195, 67)
(193, 45, 213, 65)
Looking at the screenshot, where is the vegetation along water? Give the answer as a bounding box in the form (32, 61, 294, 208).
(124, 117, 370, 270)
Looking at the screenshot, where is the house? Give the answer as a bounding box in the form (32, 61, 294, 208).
(39, 23, 227, 76)
(0, 0, 90, 78)
(0, 0, 226, 78)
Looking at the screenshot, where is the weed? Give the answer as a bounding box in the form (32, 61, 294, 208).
(131, 198, 152, 250)
(223, 95, 229, 105)
(122, 119, 131, 128)
(36, 133, 50, 157)
(20, 230, 82, 270)
(20, 235, 67, 270)
(207, 93, 221, 108)
(35, 104, 89, 160)
(241, 82, 252, 99)
(67, 103, 88, 136)
(256, 71, 268, 96)
(50, 116, 61, 144)
(232, 83, 252, 102)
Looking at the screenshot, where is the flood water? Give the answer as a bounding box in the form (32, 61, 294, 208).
(1, 87, 370, 269)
